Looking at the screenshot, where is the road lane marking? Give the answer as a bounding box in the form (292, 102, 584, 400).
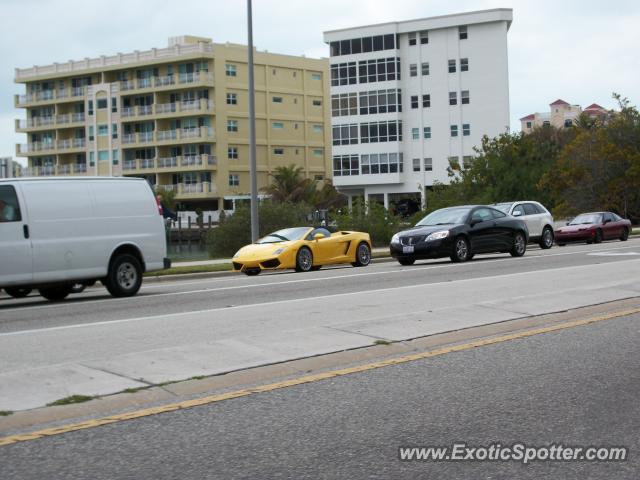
(587, 252, 640, 256)
(2, 242, 639, 316)
(1, 306, 638, 447)
(2, 259, 639, 337)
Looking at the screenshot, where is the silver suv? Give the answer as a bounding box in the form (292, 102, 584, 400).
(494, 201, 554, 249)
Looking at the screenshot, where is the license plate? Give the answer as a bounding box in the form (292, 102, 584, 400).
(403, 246, 414, 254)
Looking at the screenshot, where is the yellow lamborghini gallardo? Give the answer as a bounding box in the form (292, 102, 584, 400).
(232, 227, 372, 276)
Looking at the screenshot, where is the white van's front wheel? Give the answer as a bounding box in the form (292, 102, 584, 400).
(105, 254, 143, 297)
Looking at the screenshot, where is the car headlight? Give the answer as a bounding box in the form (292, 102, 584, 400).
(391, 233, 400, 244)
(426, 230, 450, 241)
(273, 248, 286, 255)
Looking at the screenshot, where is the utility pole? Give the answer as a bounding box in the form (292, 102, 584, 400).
(247, 0, 259, 241)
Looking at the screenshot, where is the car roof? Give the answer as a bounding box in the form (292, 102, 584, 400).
(0, 176, 145, 183)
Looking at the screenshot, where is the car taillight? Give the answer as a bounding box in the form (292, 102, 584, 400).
(155, 196, 163, 215)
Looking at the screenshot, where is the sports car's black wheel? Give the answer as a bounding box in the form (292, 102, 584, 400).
(450, 236, 471, 263)
(243, 269, 261, 276)
(594, 229, 603, 244)
(398, 258, 415, 266)
(352, 242, 371, 267)
(510, 231, 527, 257)
(295, 247, 313, 272)
(539, 227, 554, 249)
(4, 287, 32, 298)
(620, 228, 629, 241)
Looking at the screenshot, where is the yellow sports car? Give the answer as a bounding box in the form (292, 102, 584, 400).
(232, 227, 372, 276)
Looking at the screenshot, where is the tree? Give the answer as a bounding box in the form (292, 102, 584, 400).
(155, 187, 177, 211)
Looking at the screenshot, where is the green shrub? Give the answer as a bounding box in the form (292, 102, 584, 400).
(334, 199, 402, 246)
(206, 201, 311, 258)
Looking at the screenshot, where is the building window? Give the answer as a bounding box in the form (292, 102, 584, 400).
(450, 125, 459, 137)
(313, 149, 323, 157)
(357, 57, 401, 83)
(463, 123, 470, 136)
(448, 156, 460, 168)
(449, 92, 457, 106)
(226, 93, 237, 105)
(332, 123, 359, 145)
(409, 64, 417, 77)
(228, 147, 238, 159)
(112, 149, 119, 165)
(361, 152, 403, 174)
(272, 122, 284, 129)
(228, 174, 239, 186)
(421, 62, 429, 76)
(97, 98, 108, 109)
(459, 26, 468, 40)
(225, 64, 237, 77)
(313, 99, 322, 106)
(463, 156, 474, 168)
(227, 119, 238, 132)
(422, 94, 430, 108)
(112, 123, 118, 139)
(88, 100, 94, 115)
(413, 158, 421, 172)
(332, 92, 358, 116)
(311, 73, 322, 80)
(273, 148, 284, 155)
(358, 89, 401, 115)
(272, 96, 283, 103)
(408, 32, 416, 46)
(88, 126, 94, 141)
(461, 90, 470, 104)
(526, 121, 532, 129)
(89, 151, 95, 166)
(411, 95, 418, 109)
(564, 119, 573, 128)
(543, 120, 551, 126)
(448, 59, 456, 73)
(330, 61, 357, 86)
(412, 128, 419, 140)
(313, 125, 323, 133)
(330, 34, 395, 57)
(98, 150, 109, 161)
(424, 158, 433, 171)
(423, 126, 431, 139)
(333, 154, 359, 176)
(98, 124, 108, 136)
(359, 120, 402, 143)
(420, 30, 429, 44)
(111, 97, 117, 113)
(461, 58, 469, 72)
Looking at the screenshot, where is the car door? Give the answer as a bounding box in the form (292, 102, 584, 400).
(523, 203, 543, 238)
(468, 207, 501, 253)
(602, 212, 619, 239)
(0, 184, 33, 285)
(490, 208, 515, 250)
(307, 228, 343, 264)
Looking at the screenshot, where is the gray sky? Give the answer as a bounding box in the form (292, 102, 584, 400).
(1, 0, 639, 164)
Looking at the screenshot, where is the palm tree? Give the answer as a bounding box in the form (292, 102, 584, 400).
(262, 164, 317, 203)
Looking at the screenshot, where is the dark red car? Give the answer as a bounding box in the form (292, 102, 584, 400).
(555, 212, 632, 245)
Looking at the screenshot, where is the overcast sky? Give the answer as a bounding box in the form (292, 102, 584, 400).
(1, 0, 639, 164)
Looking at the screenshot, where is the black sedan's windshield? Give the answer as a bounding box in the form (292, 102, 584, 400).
(416, 207, 472, 227)
(256, 227, 310, 244)
(569, 214, 602, 225)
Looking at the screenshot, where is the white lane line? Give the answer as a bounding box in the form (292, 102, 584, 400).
(1, 242, 638, 314)
(2, 259, 639, 337)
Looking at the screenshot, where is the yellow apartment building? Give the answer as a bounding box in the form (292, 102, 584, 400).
(14, 36, 331, 211)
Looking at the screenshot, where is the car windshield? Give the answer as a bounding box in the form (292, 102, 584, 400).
(416, 207, 472, 227)
(493, 203, 513, 214)
(256, 227, 310, 244)
(569, 214, 601, 225)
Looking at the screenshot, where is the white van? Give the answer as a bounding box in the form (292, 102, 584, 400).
(0, 177, 170, 301)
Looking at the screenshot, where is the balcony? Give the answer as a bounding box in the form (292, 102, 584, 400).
(157, 182, 217, 198)
(119, 72, 213, 93)
(16, 113, 86, 131)
(17, 138, 86, 155)
(15, 88, 87, 107)
(21, 163, 88, 177)
(125, 155, 216, 172)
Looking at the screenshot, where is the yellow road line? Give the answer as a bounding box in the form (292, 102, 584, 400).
(1, 307, 639, 447)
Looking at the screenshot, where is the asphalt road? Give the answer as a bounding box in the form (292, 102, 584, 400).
(1, 238, 640, 411)
(2, 310, 638, 479)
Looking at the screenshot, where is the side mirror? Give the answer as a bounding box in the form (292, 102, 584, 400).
(566, 222, 570, 226)
(313, 233, 325, 240)
(470, 218, 482, 227)
(512, 210, 522, 217)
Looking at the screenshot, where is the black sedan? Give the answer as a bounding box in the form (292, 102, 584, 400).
(390, 205, 529, 265)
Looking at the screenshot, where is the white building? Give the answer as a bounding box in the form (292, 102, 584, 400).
(323, 8, 512, 208)
(0, 157, 14, 178)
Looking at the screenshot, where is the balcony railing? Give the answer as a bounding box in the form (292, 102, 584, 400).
(118, 127, 214, 146)
(124, 155, 217, 171)
(22, 163, 89, 176)
(157, 157, 177, 168)
(17, 113, 85, 129)
(16, 87, 90, 106)
(157, 182, 215, 196)
(117, 72, 213, 93)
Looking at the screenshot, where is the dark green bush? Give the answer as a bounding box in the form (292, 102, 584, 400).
(334, 199, 402, 246)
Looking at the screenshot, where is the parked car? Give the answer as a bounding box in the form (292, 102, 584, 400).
(0, 177, 170, 301)
(390, 205, 529, 265)
(232, 227, 371, 275)
(494, 201, 555, 249)
(555, 212, 632, 245)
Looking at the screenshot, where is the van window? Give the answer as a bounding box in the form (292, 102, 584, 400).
(0, 185, 22, 222)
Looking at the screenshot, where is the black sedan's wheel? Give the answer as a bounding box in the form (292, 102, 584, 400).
(39, 285, 73, 302)
(244, 269, 261, 276)
(4, 287, 32, 298)
(510, 232, 527, 257)
(539, 227, 554, 249)
(352, 242, 371, 267)
(398, 258, 415, 266)
(104, 254, 143, 297)
(594, 229, 603, 244)
(295, 247, 313, 272)
(620, 228, 629, 241)
(450, 236, 471, 263)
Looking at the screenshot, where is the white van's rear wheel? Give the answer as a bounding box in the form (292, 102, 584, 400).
(105, 254, 142, 297)
(39, 285, 73, 302)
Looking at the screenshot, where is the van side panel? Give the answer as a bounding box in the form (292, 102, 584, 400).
(0, 184, 34, 286)
(22, 181, 107, 283)
(90, 181, 166, 272)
